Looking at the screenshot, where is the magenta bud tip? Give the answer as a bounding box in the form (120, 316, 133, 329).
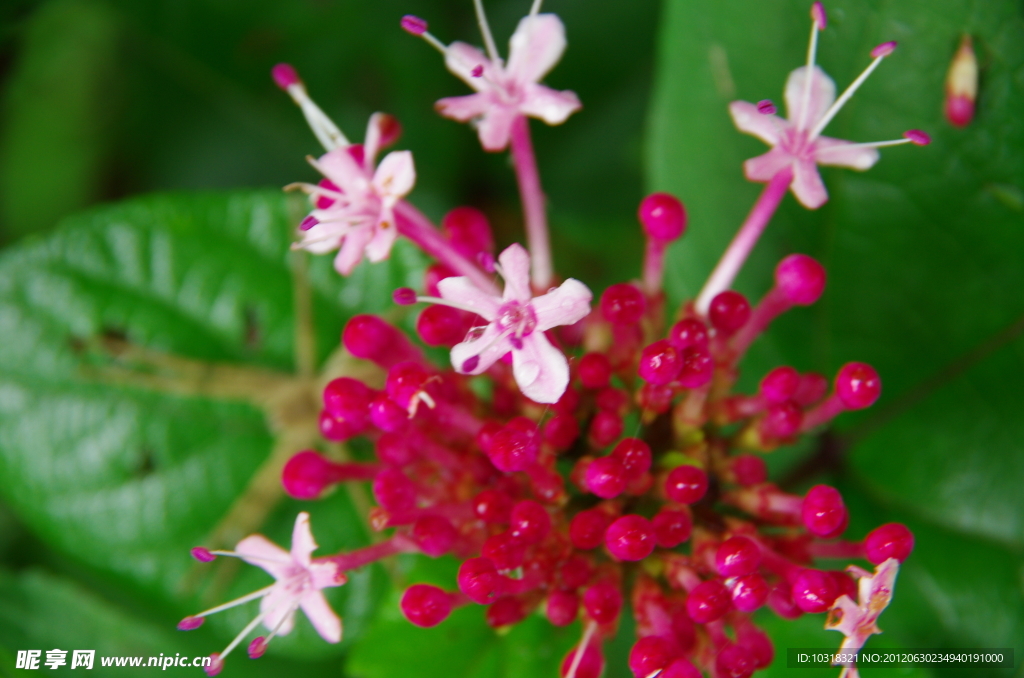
(401, 15, 428, 35)
(191, 546, 216, 562)
(811, 2, 827, 29)
(178, 616, 205, 631)
(462, 356, 480, 373)
(393, 287, 418, 306)
(756, 99, 777, 115)
(871, 41, 897, 58)
(299, 215, 319, 231)
(247, 637, 267, 659)
(271, 63, 300, 90)
(471, 64, 484, 77)
(904, 129, 931, 146)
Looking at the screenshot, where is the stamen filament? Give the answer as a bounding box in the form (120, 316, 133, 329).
(219, 610, 267, 663)
(796, 20, 821, 131)
(473, 0, 502, 65)
(420, 31, 448, 55)
(195, 585, 274, 618)
(415, 295, 490, 316)
(286, 85, 349, 151)
(209, 551, 291, 566)
(809, 55, 885, 139)
(566, 621, 597, 678)
(529, 0, 543, 17)
(815, 137, 914, 152)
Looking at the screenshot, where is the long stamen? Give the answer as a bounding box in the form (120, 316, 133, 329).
(529, 0, 543, 17)
(815, 130, 930, 153)
(248, 603, 299, 658)
(193, 585, 275, 618)
(273, 65, 349, 151)
(809, 42, 897, 140)
(473, 0, 502, 65)
(217, 610, 267, 664)
(796, 4, 825, 131)
(208, 550, 292, 566)
(565, 621, 597, 678)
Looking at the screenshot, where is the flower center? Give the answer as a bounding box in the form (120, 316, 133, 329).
(496, 301, 537, 344)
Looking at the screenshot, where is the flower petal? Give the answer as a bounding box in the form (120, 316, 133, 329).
(365, 218, 398, 263)
(813, 136, 880, 171)
(743, 147, 794, 182)
(518, 83, 581, 125)
(450, 322, 509, 375)
(300, 590, 343, 643)
(315, 147, 370, 196)
(372, 150, 416, 200)
(476, 106, 518, 152)
(235, 535, 292, 580)
(333, 226, 373, 275)
(506, 14, 567, 84)
(435, 93, 493, 122)
(260, 586, 297, 636)
(498, 243, 532, 302)
(729, 100, 783, 145)
(444, 42, 495, 90)
(437, 276, 501, 321)
(309, 560, 347, 590)
(513, 332, 569, 404)
(784, 65, 836, 131)
(289, 512, 318, 567)
(532, 278, 592, 331)
(791, 158, 829, 209)
(363, 112, 400, 167)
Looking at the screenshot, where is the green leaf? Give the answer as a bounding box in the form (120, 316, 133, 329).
(0, 189, 426, 655)
(648, 0, 1024, 548)
(0, 0, 120, 242)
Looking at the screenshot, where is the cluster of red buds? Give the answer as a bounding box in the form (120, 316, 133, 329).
(179, 3, 926, 676)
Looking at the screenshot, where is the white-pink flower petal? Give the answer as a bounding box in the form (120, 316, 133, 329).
(791, 158, 829, 209)
(513, 333, 569, 404)
(729, 100, 782, 146)
(532, 278, 592, 332)
(289, 512, 318, 567)
(450, 323, 509, 375)
(784, 65, 836, 130)
(813, 136, 880, 170)
(236, 535, 292, 580)
(435, 93, 493, 122)
(372, 150, 416, 203)
(506, 14, 567, 85)
(437, 276, 501, 321)
(300, 590, 343, 643)
(498, 243, 533, 302)
(444, 42, 495, 90)
(518, 83, 582, 126)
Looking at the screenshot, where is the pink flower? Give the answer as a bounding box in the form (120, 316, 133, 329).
(825, 557, 900, 678)
(420, 10, 581, 151)
(437, 243, 591, 403)
(729, 3, 925, 209)
(292, 113, 415, 275)
(179, 513, 346, 675)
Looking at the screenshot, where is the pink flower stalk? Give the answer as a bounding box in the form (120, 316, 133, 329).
(179, 513, 346, 675)
(289, 113, 415, 275)
(695, 2, 929, 313)
(425, 243, 591, 403)
(825, 558, 901, 678)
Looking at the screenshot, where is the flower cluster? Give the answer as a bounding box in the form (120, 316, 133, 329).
(180, 3, 927, 676)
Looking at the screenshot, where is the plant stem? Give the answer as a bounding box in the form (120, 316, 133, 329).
(695, 166, 794, 314)
(642, 239, 667, 296)
(509, 115, 553, 290)
(394, 201, 499, 294)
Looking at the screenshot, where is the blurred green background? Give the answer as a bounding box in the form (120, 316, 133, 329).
(0, 0, 1022, 676)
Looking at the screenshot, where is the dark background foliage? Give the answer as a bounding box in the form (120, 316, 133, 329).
(0, 0, 1021, 676)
